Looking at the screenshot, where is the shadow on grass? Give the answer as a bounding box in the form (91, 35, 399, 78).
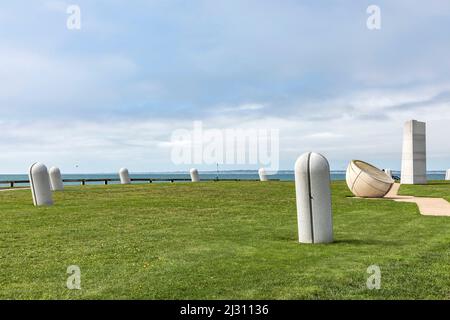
(279, 236, 402, 247)
(334, 239, 402, 246)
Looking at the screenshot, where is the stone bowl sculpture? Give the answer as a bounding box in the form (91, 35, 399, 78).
(346, 160, 394, 198)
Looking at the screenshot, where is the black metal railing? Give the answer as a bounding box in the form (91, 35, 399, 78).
(0, 178, 278, 188)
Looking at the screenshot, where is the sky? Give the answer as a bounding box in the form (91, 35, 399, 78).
(1, 0, 450, 173)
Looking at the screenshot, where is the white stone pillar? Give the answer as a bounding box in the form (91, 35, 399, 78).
(29, 162, 53, 206)
(445, 169, 450, 181)
(119, 168, 131, 184)
(294, 152, 333, 244)
(190, 168, 200, 182)
(258, 168, 268, 181)
(49, 167, 64, 191)
(401, 120, 427, 184)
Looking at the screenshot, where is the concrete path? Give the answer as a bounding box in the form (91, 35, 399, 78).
(384, 183, 450, 216)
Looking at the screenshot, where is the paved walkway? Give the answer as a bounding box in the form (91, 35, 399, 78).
(384, 183, 450, 216)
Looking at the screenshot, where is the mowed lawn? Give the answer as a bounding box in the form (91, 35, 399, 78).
(1, 181, 450, 299)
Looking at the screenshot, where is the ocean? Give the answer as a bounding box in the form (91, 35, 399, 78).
(0, 171, 446, 187)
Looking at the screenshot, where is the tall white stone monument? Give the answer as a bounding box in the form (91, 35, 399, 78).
(401, 120, 427, 184)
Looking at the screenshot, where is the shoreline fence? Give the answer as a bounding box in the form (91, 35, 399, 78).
(0, 178, 279, 188)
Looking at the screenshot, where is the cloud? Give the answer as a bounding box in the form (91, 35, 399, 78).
(0, 47, 152, 119)
(214, 103, 266, 114)
(43, 0, 67, 12)
(305, 132, 344, 139)
(0, 1, 450, 172)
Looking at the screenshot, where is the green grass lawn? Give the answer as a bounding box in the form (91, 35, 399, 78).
(1, 181, 450, 299)
(399, 181, 450, 201)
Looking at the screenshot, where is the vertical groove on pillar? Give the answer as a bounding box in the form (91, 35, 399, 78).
(306, 152, 314, 244)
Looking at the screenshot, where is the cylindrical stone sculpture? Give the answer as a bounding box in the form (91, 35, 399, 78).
(384, 169, 392, 179)
(294, 152, 333, 244)
(346, 160, 394, 198)
(258, 168, 268, 181)
(49, 167, 64, 191)
(29, 162, 53, 206)
(190, 168, 200, 182)
(119, 168, 131, 184)
(446, 169, 450, 181)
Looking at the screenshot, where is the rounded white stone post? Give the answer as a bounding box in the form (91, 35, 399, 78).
(445, 169, 450, 181)
(258, 168, 268, 181)
(384, 169, 392, 179)
(294, 152, 333, 244)
(49, 167, 64, 191)
(119, 168, 131, 184)
(190, 168, 200, 182)
(29, 162, 53, 206)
